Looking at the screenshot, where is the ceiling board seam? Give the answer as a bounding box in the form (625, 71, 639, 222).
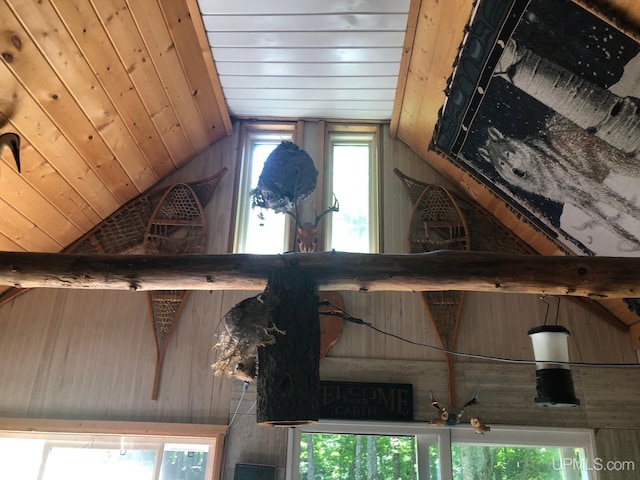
(183, 0, 233, 136)
(2, 1, 131, 212)
(49, 0, 178, 183)
(86, 0, 189, 170)
(5, 1, 159, 198)
(0, 197, 63, 251)
(124, 0, 200, 157)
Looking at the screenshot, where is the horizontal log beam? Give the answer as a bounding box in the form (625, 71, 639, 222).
(0, 250, 639, 299)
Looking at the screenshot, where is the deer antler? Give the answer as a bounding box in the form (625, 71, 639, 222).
(314, 194, 339, 227)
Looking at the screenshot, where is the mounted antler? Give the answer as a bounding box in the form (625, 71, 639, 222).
(286, 195, 339, 252)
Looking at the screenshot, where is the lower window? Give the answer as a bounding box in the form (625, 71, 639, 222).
(287, 420, 596, 480)
(0, 419, 225, 480)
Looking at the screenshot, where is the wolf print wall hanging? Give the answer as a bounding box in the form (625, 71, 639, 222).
(432, 0, 640, 257)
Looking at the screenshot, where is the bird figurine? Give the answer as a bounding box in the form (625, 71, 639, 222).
(470, 417, 491, 435)
(429, 391, 490, 434)
(0, 132, 20, 172)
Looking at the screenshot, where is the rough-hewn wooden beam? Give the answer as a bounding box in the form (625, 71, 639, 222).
(1, 250, 640, 299)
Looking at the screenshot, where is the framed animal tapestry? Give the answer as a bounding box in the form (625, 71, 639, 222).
(432, 0, 640, 258)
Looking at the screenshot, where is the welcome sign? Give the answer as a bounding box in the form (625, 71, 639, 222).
(319, 381, 414, 421)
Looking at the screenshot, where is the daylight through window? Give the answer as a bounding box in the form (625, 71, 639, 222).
(0, 420, 225, 480)
(234, 124, 296, 254)
(324, 126, 380, 253)
(287, 421, 597, 480)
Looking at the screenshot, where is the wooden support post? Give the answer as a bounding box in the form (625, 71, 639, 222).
(257, 265, 320, 426)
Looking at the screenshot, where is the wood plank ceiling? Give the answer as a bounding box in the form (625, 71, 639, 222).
(198, 0, 410, 120)
(0, 0, 231, 256)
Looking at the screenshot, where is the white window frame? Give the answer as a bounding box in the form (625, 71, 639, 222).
(324, 125, 381, 253)
(286, 419, 599, 480)
(0, 417, 226, 480)
(232, 123, 298, 253)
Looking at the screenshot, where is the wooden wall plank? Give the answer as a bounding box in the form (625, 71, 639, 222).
(2, 144, 102, 233)
(2, 1, 139, 202)
(51, 0, 176, 179)
(182, 0, 234, 138)
(0, 198, 60, 252)
(127, 0, 211, 153)
(0, 231, 25, 252)
(594, 429, 640, 480)
(91, 0, 193, 164)
(390, 0, 421, 138)
(0, 58, 120, 223)
(9, 0, 160, 192)
(0, 139, 84, 246)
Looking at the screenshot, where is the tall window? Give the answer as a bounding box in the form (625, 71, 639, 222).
(233, 124, 296, 253)
(287, 421, 597, 480)
(324, 125, 380, 253)
(232, 122, 381, 253)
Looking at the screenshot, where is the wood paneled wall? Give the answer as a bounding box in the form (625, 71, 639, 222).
(221, 122, 639, 480)
(0, 126, 241, 424)
(0, 121, 637, 480)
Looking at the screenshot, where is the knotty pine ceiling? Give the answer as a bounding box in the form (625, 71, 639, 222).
(0, 0, 639, 336)
(0, 0, 231, 255)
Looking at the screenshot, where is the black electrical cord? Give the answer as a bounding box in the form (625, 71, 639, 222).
(321, 300, 640, 368)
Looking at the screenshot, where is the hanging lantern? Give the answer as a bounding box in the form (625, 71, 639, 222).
(528, 325, 580, 407)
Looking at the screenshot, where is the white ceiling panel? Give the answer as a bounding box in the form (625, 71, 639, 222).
(211, 47, 403, 63)
(199, 0, 411, 15)
(222, 88, 396, 101)
(215, 62, 401, 77)
(202, 14, 409, 32)
(198, 0, 411, 120)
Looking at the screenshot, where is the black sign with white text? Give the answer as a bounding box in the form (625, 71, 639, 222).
(319, 381, 414, 421)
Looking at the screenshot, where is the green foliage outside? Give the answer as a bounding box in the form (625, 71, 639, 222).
(299, 433, 587, 480)
(452, 445, 582, 480)
(160, 450, 207, 480)
(299, 433, 418, 479)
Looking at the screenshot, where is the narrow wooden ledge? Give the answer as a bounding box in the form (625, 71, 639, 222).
(0, 417, 227, 437)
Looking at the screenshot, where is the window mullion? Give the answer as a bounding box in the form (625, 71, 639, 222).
(415, 434, 431, 480)
(439, 429, 453, 480)
(152, 444, 164, 480)
(36, 442, 52, 480)
(285, 428, 301, 480)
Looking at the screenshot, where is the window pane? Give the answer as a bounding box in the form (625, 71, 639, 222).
(240, 141, 289, 254)
(330, 145, 371, 253)
(160, 444, 208, 480)
(0, 438, 45, 480)
(299, 433, 418, 480)
(42, 447, 156, 480)
(451, 444, 588, 480)
(429, 443, 440, 480)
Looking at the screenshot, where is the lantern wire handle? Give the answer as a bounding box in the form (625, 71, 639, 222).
(540, 295, 550, 326)
(540, 295, 561, 326)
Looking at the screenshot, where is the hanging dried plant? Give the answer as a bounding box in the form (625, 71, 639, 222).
(211, 292, 284, 379)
